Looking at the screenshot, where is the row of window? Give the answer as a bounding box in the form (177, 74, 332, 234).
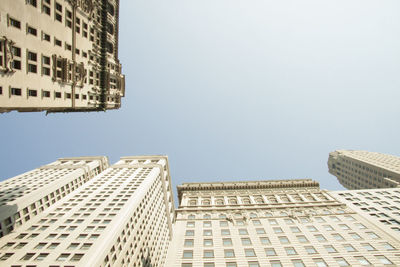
(180, 255, 394, 267)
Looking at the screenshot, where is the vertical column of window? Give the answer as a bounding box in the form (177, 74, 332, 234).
(27, 50, 37, 73)
(54, 2, 62, 22)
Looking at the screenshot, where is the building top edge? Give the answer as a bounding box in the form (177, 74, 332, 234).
(177, 179, 319, 192)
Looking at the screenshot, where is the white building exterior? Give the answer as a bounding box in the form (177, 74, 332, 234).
(165, 179, 400, 267)
(328, 150, 400, 189)
(0, 156, 175, 266)
(0, 156, 108, 238)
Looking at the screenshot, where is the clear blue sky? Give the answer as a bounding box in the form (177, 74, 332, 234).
(1, 0, 400, 195)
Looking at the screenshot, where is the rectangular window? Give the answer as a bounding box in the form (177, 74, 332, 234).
(27, 0, 37, 7)
(224, 249, 235, 257)
(28, 89, 37, 97)
(265, 248, 276, 256)
(42, 32, 51, 42)
(244, 249, 256, 257)
(11, 88, 22, 96)
(55, 2, 62, 22)
(203, 250, 214, 258)
(9, 17, 21, 29)
(12, 46, 21, 70)
(184, 239, 194, 247)
(182, 250, 193, 259)
(27, 26, 37, 36)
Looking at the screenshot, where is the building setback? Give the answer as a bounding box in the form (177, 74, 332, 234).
(165, 179, 400, 267)
(0, 0, 125, 113)
(328, 150, 400, 189)
(0, 156, 108, 238)
(0, 156, 175, 266)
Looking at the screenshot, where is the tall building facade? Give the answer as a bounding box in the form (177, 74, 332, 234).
(331, 188, 400, 240)
(0, 156, 108, 238)
(0, 155, 175, 266)
(0, 0, 125, 113)
(165, 179, 400, 267)
(328, 150, 400, 189)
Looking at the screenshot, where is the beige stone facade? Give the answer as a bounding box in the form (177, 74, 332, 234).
(0, 0, 125, 113)
(0, 156, 175, 266)
(0, 156, 108, 238)
(165, 179, 400, 267)
(328, 150, 400, 189)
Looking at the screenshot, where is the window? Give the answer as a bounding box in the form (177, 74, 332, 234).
(248, 262, 259, 267)
(183, 250, 193, 259)
(268, 219, 277, 225)
(350, 233, 362, 240)
(362, 243, 376, 251)
(27, 51, 37, 73)
(334, 257, 350, 267)
(314, 234, 327, 242)
(313, 258, 327, 267)
(184, 239, 194, 247)
(290, 226, 300, 233)
(182, 264, 192, 267)
(332, 233, 344, 241)
(35, 253, 48, 261)
(226, 263, 237, 267)
(367, 232, 380, 239)
(269, 261, 282, 267)
(272, 227, 282, 234)
(9, 17, 21, 29)
(55, 2, 62, 22)
(244, 249, 256, 257)
(28, 89, 37, 97)
(296, 235, 308, 243)
(260, 237, 271, 245)
(355, 256, 371, 266)
(203, 239, 213, 246)
(252, 220, 261, 225)
(223, 238, 232, 246)
(305, 246, 317, 254)
(292, 260, 305, 267)
(186, 221, 195, 227)
(285, 247, 297, 255)
(0, 253, 13, 261)
(27, 0, 37, 7)
(376, 255, 393, 265)
(278, 236, 289, 244)
(42, 55, 51, 75)
(11, 88, 22, 96)
(185, 230, 194, 236)
(241, 238, 252, 245)
(21, 253, 35, 261)
(27, 26, 37, 36)
(42, 0, 51, 15)
(343, 244, 356, 252)
(239, 229, 248, 235)
(224, 249, 234, 257)
(307, 225, 318, 232)
(381, 242, 395, 250)
(324, 245, 337, 253)
(11, 46, 21, 70)
(70, 253, 84, 262)
(221, 229, 230, 236)
(265, 248, 276, 256)
(203, 221, 211, 227)
(220, 221, 228, 227)
(203, 230, 212, 236)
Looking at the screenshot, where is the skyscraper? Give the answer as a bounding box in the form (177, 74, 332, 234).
(0, 0, 125, 113)
(0, 156, 175, 266)
(165, 179, 400, 267)
(328, 150, 400, 189)
(0, 156, 108, 238)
